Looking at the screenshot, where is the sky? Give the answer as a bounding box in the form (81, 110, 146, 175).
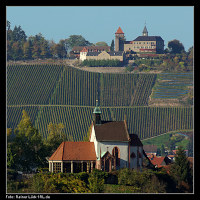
(6, 6, 194, 51)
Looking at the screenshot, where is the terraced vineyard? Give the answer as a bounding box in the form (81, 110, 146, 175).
(151, 72, 193, 99)
(7, 64, 193, 141)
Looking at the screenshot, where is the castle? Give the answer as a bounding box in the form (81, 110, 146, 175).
(115, 25, 164, 56)
(76, 25, 164, 61)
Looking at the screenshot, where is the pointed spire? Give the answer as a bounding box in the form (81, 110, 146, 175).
(93, 100, 101, 114)
(115, 26, 124, 34)
(142, 24, 148, 36)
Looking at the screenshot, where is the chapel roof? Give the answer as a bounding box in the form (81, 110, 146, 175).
(94, 120, 130, 142)
(49, 141, 96, 161)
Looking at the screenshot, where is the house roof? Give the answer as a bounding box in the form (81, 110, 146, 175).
(129, 134, 143, 146)
(150, 156, 166, 168)
(86, 51, 123, 57)
(49, 141, 96, 161)
(109, 51, 124, 56)
(133, 36, 164, 42)
(115, 27, 124, 34)
(94, 121, 130, 142)
(80, 47, 88, 52)
(149, 156, 171, 168)
(72, 46, 110, 52)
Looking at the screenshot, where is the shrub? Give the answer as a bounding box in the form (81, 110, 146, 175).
(88, 169, 106, 193)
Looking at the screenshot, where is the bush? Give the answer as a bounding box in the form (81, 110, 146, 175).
(88, 169, 106, 193)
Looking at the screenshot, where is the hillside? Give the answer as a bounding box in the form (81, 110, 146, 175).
(7, 64, 193, 141)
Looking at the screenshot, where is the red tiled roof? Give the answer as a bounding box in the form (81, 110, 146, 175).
(150, 156, 165, 168)
(80, 47, 88, 52)
(49, 142, 96, 161)
(115, 27, 124, 34)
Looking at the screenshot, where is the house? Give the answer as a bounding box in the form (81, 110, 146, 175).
(143, 144, 157, 156)
(80, 48, 125, 62)
(70, 46, 110, 59)
(48, 100, 144, 173)
(115, 26, 164, 57)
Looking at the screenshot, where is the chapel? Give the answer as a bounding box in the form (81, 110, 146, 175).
(48, 100, 144, 173)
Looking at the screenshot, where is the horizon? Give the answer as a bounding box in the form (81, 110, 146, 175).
(7, 6, 194, 51)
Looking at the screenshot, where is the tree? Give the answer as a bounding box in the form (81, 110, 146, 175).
(65, 35, 92, 50)
(161, 144, 166, 156)
(170, 146, 193, 191)
(95, 41, 108, 46)
(110, 39, 114, 51)
(44, 123, 65, 155)
(168, 39, 185, 54)
(11, 110, 46, 171)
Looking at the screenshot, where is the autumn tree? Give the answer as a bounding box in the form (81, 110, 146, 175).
(44, 123, 65, 155)
(11, 110, 47, 171)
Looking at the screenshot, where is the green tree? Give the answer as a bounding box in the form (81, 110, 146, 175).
(168, 39, 185, 54)
(110, 39, 114, 51)
(65, 35, 92, 50)
(11, 110, 46, 171)
(95, 41, 108, 46)
(161, 144, 166, 156)
(44, 123, 65, 155)
(170, 146, 193, 191)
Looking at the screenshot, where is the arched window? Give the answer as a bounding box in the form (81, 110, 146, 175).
(112, 147, 120, 166)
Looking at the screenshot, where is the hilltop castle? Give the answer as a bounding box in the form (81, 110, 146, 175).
(115, 25, 164, 56)
(73, 25, 164, 61)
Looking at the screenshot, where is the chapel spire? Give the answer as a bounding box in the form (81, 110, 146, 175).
(93, 100, 101, 125)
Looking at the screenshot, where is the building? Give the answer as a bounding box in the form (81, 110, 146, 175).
(80, 47, 125, 62)
(70, 46, 110, 59)
(143, 144, 158, 156)
(149, 155, 172, 168)
(115, 26, 164, 57)
(48, 100, 144, 173)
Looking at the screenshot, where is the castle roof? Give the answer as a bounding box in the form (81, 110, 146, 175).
(115, 27, 124, 34)
(134, 36, 164, 41)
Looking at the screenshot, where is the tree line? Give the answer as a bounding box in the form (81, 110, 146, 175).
(7, 21, 112, 61)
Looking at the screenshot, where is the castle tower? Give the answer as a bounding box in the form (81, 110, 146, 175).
(115, 27, 124, 51)
(93, 100, 101, 125)
(142, 25, 148, 36)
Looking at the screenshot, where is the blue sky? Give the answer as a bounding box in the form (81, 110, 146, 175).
(6, 6, 194, 51)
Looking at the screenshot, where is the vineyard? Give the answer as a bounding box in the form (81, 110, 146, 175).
(7, 105, 193, 141)
(7, 64, 193, 141)
(151, 72, 193, 99)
